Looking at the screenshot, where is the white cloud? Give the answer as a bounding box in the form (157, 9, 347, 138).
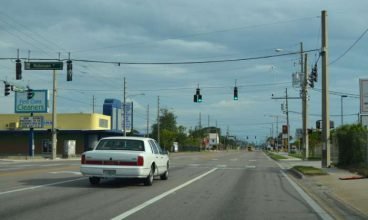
(0, 0, 367, 139)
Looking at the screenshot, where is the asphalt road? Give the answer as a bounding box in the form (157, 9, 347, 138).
(0, 151, 332, 220)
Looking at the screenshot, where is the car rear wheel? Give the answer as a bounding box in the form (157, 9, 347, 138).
(144, 167, 154, 186)
(160, 164, 169, 180)
(89, 177, 100, 185)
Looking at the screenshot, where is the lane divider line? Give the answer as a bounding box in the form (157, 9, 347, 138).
(111, 168, 218, 220)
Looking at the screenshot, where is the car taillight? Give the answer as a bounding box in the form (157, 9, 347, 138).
(81, 154, 86, 164)
(137, 156, 144, 166)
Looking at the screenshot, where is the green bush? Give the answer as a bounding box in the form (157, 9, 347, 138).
(335, 124, 367, 167)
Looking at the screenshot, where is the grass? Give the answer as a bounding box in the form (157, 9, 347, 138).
(293, 166, 327, 176)
(266, 152, 288, 160)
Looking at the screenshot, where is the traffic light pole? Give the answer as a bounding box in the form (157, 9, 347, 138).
(51, 69, 58, 159)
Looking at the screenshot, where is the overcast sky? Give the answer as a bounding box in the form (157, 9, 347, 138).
(1, 0, 367, 142)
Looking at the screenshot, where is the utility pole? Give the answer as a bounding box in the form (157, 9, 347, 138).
(302, 53, 309, 159)
(146, 104, 149, 137)
(92, 95, 95, 113)
(340, 95, 347, 125)
(321, 10, 330, 168)
(157, 96, 160, 145)
(51, 69, 57, 159)
(285, 88, 290, 153)
(208, 115, 210, 127)
(272, 89, 300, 153)
(199, 112, 202, 129)
(123, 77, 127, 136)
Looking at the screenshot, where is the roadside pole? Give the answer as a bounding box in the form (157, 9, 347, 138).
(123, 77, 127, 136)
(285, 88, 290, 153)
(29, 112, 35, 158)
(302, 54, 309, 159)
(272, 90, 300, 153)
(321, 10, 331, 168)
(51, 69, 57, 160)
(23, 61, 64, 160)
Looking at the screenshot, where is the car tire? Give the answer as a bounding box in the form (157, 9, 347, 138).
(89, 177, 100, 185)
(160, 164, 169, 180)
(144, 167, 154, 186)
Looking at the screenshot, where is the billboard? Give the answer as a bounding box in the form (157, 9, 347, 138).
(15, 90, 48, 113)
(360, 79, 368, 114)
(122, 102, 133, 133)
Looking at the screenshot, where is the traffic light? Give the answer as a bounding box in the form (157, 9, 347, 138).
(308, 64, 318, 88)
(308, 76, 314, 88)
(233, 86, 238, 100)
(27, 89, 34, 99)
(282, 125, 288, 134)
(66, 60, 72, 81)
(198, 94, 202, 102)
(312, 64, 318, 82)
(16, 59, 22, 80)
(4, 82, 11, 96)
(194, 88, 202, 103)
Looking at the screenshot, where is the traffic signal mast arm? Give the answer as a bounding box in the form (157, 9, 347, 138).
(2, 80, 27, 96)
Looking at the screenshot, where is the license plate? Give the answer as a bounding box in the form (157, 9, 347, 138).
(103, 170, 116, 176)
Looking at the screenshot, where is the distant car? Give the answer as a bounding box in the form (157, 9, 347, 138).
(80, 136, 169, 186)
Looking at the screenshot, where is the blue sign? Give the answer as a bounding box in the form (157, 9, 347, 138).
(15, 90, 48, 113)
(122, 102, 133, 132)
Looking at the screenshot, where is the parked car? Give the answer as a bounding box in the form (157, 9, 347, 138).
(80, 136, 169, 186)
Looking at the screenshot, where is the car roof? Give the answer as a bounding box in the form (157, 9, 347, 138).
(100, 136, 154, 141)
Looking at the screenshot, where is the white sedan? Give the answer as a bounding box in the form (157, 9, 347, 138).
(80, 136, 169, 186)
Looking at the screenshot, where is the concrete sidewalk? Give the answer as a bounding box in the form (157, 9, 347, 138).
(276, 153, 368, 219)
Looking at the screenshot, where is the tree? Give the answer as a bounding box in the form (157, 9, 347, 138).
(151, 108, 178, 150)
(308, 130, 322, 158)
(335, 124, 366, 166)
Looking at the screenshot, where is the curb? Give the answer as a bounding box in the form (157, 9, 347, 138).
(287, 168, 305, 179)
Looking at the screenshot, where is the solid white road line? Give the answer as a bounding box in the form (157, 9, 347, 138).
(272, 158, 333, 220)
(280, 171, 333, 220)
(111, 168, 218, 220)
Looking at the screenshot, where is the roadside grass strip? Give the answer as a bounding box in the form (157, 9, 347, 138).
(266, 152, 288, 160)
(293, 166, 327, 176)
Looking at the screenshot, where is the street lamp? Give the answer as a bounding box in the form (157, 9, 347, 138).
(341, 95, 347, 125)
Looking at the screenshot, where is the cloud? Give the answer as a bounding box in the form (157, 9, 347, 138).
(1, 0, 368, 139)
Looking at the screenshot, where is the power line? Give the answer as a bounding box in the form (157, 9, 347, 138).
(330, 27, 368, 65)
(71, 49, 319, 65)
(311, 88, 359, 98)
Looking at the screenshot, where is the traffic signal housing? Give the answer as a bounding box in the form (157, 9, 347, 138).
(233, 86, 238, 100)
(4, 82, 11, 96)
(27, 89, 34, 100)
(16, 59, 22, 80)
(308, 64, 318, 88)
(193, 88, 202, 103)
(66, 60, 72, 81)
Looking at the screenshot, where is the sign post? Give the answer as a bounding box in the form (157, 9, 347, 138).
(23, 62, 63, 159)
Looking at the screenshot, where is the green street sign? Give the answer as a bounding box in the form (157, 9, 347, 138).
(24, 62, 63, 70)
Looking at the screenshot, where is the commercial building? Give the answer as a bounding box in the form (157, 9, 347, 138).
(0, 99, 125, 157)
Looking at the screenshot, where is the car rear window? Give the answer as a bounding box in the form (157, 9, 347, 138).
(95, 139, 145, 151)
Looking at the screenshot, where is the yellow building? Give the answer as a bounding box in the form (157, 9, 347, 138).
(0, 113, 123, 157)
